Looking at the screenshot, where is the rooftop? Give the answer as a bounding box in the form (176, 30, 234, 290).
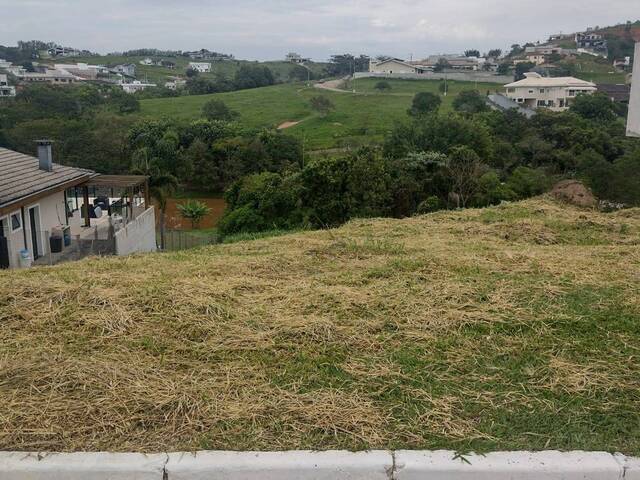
(0, 147, 95, 210)
(505, 72, 596, 88)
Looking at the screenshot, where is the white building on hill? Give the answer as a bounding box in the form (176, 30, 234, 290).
(504, 72, 596, 111)
(121, 80, 157, 94)
(0, 74, 16, 97)
(188, 62, 211, 73)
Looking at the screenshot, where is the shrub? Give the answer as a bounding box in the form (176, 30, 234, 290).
(416, 196, 442, 214)
(408, 92, 441, 116)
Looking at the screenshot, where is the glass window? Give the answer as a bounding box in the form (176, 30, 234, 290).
(10, 212, 21, 232)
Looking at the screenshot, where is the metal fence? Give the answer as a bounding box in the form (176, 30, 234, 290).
(160, 229, 219, 251)
(31, 228, 116, 267)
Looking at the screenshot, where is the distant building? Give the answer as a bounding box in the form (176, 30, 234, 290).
(575, 32, 608, 56)
(183, 49, 233, 61)
(369, 58, 422, 74)
(160, 60, 176, 69)
(188, 62, 211, 73)
(504, 72, 596, 111)
(113, 64, 136, 77)
(121, 80, 157, 94)
(47, 46, 82, 57)
(54, 63, 109, 80)
(627, 42, 640, 137)
(285, 52, 309, 64)
(597, 83, 631, 103)
(0, 58, 11, 69)
(613, 57, 631, 70)
(423, 54, 484, 71)
(140, 58, 154, 66)
(17, 69, 79, 85)
(164, 79, 186, 90)
(0, 74, 16, 97)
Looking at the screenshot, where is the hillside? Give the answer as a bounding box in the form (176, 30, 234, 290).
(55, 55, 328, 84)
(140, 78, 500, 150)
(1, 198, 640, 453)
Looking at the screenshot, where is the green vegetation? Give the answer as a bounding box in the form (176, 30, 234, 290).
(140, 79, 502, 149)
(178, 199, 212, 229)
(2, 198, 640, 452)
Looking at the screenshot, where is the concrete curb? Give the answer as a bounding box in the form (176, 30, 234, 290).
(0, 450, 638, 479)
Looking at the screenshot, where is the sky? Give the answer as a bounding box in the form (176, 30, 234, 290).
(0, 0, 637, 61)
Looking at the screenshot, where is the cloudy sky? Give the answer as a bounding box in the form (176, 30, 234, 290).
(0, 0, 636, 60)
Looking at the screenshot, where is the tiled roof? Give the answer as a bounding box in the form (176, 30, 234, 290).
(0, 147, 95, 209)
(505, 73, 596, 88)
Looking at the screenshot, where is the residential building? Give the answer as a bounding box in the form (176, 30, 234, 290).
(47, 46, 81, 57)
(575, 32, 608, 56)
(164, 79, 186, 90)
(112, 63, 136, 77)
(54, 63, 109, 80)
(597, 84, 631, 103)
(369, 58, 422, 74)
(504, 72, 596, 111)
(184, 49, 233, 61)
(0, 144, 156, 269)
(121, 80, 157, 93)
(0, 58, 11, 69)
(160, 60, 176, 69)
(285, 52, 310, 64)
(140, 58, 154, 65)
(0, 74, 16, 97)
(5, 66, 26, 76)
(188, 62, 212, 73)
(17, 69, 79, 84)
(627, 43, 640, 137)
(423, 54, 484, 71)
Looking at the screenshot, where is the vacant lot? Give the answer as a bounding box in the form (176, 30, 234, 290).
(140, 79, 502, 149)
(1, 197, 639, 453)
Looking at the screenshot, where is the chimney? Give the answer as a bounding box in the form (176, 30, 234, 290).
(36, 140, 53, 172)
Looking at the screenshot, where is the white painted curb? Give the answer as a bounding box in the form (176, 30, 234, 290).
(0, 451, 167, 480)
(394, 450, 622, 479)
(165, 450, 392, 479)
(1, 450, 638, 479)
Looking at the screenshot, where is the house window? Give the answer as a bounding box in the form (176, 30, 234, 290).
(516, 98, 524, 103)
(539, 89, 545, 94)
(537, 100, 546, 106)
(10, 212, 22, 232)
(528, 90, 534, 94)
(507, 88, 515, 93)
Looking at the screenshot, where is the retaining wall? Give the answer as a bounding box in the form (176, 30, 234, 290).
(114, 206, 157, 256)
(1, 450, 639, 479)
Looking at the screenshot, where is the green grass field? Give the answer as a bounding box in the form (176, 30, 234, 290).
(140, 78, 502, 150)
(2, 198, 640, 453)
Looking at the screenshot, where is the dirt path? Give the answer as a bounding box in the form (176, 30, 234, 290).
(277, 121, 301, 130)
(314, 77, 352, 93)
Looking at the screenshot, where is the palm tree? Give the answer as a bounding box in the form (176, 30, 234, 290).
(131, 149, 178, 250)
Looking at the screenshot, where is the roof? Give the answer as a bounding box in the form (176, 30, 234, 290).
(505, 72, 596, 88)
(83, 175, 148, 189)
(0, 147, 95, 210)
(374, 58, 415, 68)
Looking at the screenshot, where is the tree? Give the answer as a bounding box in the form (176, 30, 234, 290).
(309, 96, 334, 117)
(446, 146, 487, 208)
(408, 92, 441, 116)
(464, 49, 481, 58)
(185, 67, 199, 78)
(515, 62, 536, 81)
(433, 58, 450, 72)
(497, 63, 511, 75)
(178, 200, 212, 229)
(452, 90, 489, 114)
(570, 93, 618, 122)
(374, 81, 392, 93)
(202, 99, 239, 122)
(487, 49, 502, 59)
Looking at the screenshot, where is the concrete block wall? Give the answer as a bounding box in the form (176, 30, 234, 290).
(1, 450, 640, 479)
(114, 206, 157, 256)
(353, 71, 514, 85)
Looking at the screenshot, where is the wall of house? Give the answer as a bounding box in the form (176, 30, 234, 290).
(505, 86, 595, 111)
(1, 191, 67, 268)
(369, 61, 416, 74)
(627, 43, 640, 137)
(114, 206, 157, 256)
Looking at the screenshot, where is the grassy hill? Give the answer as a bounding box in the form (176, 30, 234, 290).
(1, 197, 640, 453)
(140, 78, 501, 150)
(54, 55, 328, 85)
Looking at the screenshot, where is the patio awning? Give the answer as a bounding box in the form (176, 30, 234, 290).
(82, 175, 148, 188)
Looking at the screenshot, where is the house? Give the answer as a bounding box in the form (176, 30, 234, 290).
(0, 58, 11, 69)
(613, 57, 631, 71)
(112, 63, 136, 77)
(504, 72, 596, 111)
(47, 46, 81, 57)
(423, 54, 484, 71)
(121, 80, 157, 93)
(575, 32, 608, 56)
(54, 63, 109, 80)
(597, 84, 631, 103)
(160, 60, 176, 69)
(164, 79, 186, 90)
(140, 58, 154, 66)
(17, 69, 80, 84)
(627, 43, 640, 137)
(369, 58, 422, 74)
(285, 52, 310, 64)
(0, 143, 156, 269)
(188, 62, 212, 73)
(0, 74, 16, 97)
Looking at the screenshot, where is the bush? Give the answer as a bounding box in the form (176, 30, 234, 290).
(202, 99, 239, 122)
(374, 81, 391, 92)
(507, 167, 551, 198)
(416, 196, 442, 214)
(408, 92, 441, 116)
(452, 90, 489, 114)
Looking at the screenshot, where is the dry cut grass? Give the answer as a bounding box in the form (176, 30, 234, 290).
(1, 196, 639, 453)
